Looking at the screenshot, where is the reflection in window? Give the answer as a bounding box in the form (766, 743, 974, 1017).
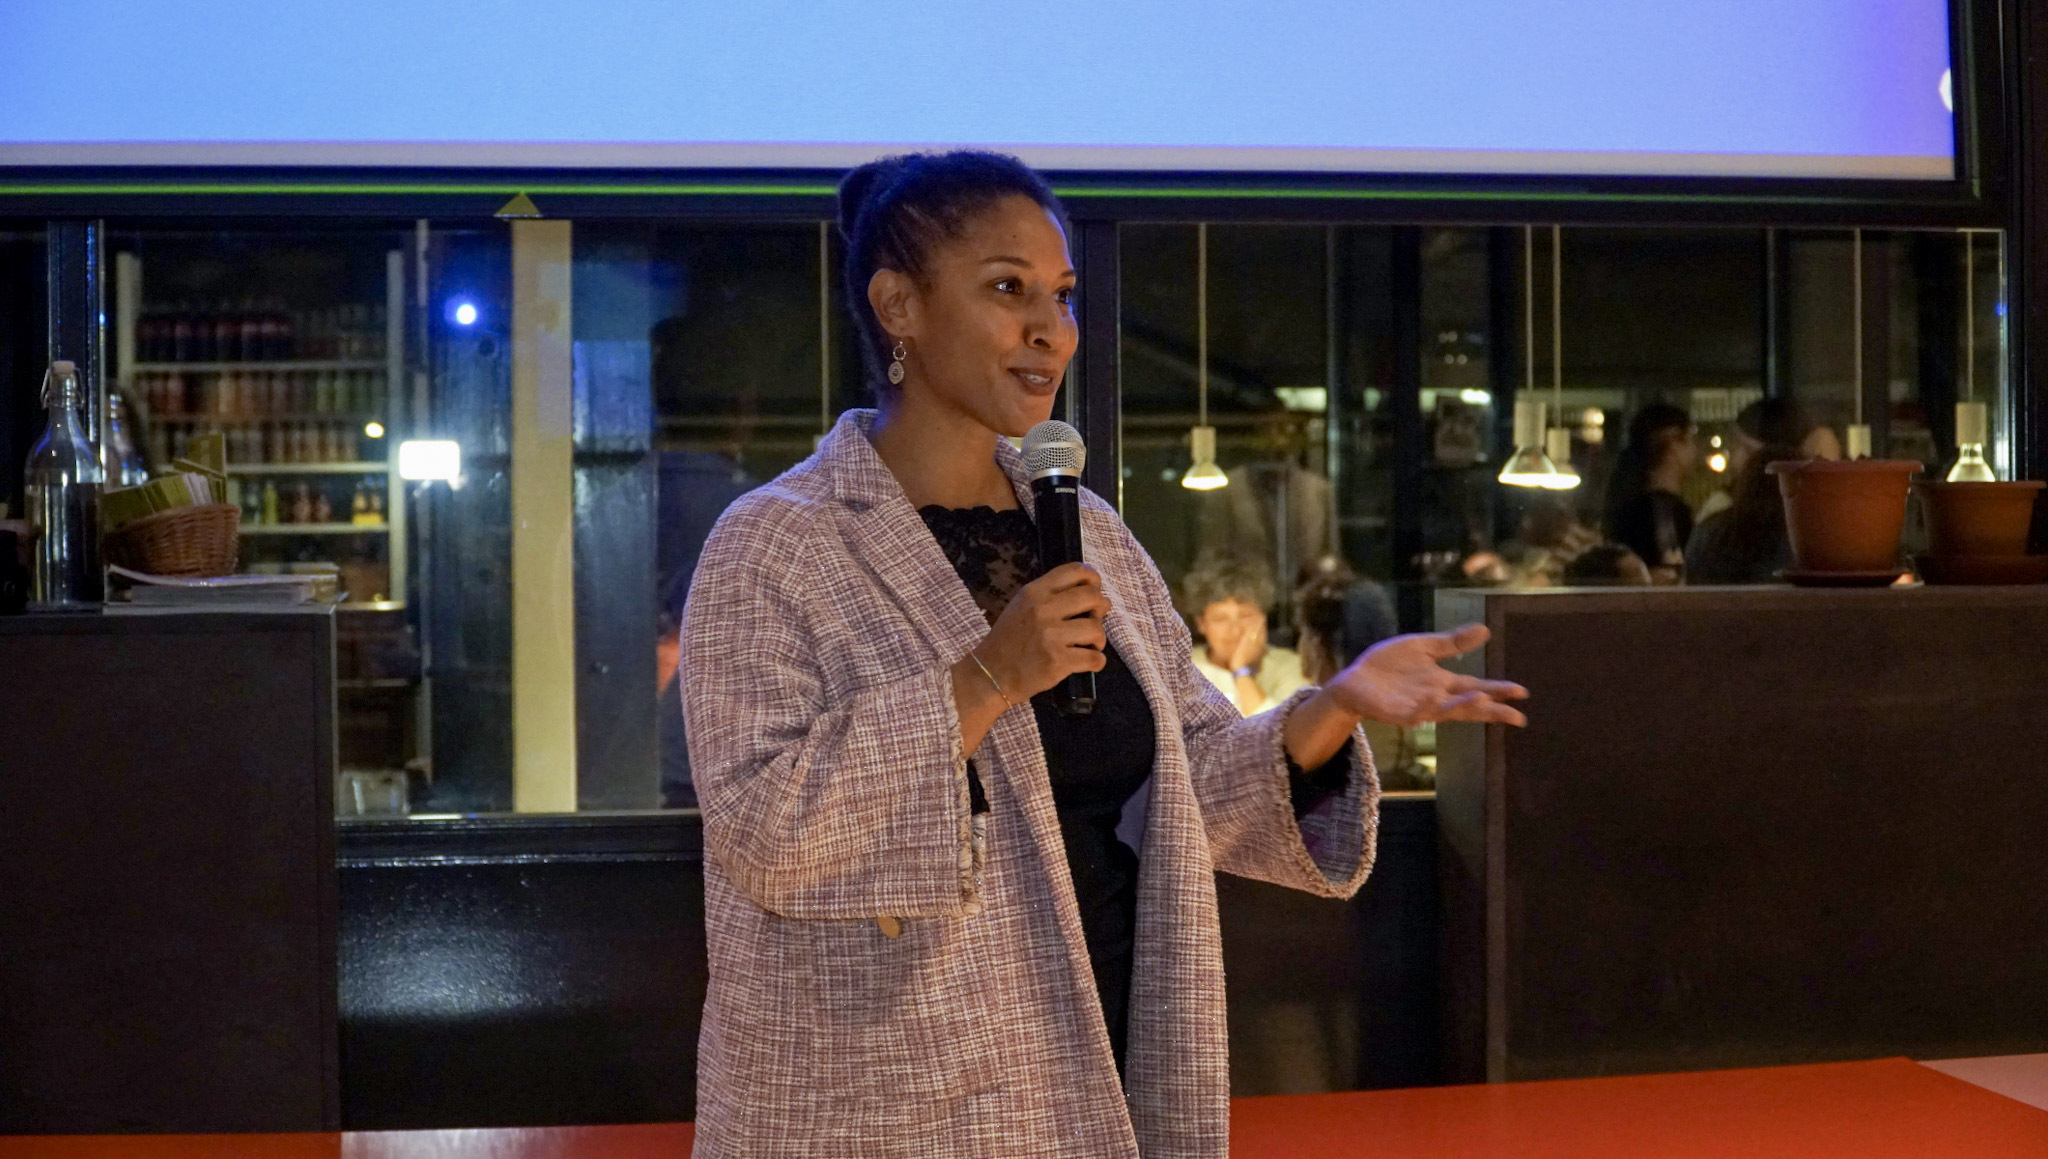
(1120, 224, 1422, 786)
(104, 225, 457, 816)
(1118, 223, 2013, 787)
(573, 222, 854, 811)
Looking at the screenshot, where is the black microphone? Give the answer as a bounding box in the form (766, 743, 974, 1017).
(1022, 419, 1096, 717)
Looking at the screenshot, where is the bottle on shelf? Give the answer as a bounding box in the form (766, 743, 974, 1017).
(24, 361, 105, 609)
(260, 480, 280, 525)
(289, 483, 313, 525)
(172, 308, 195, 362)
(138, 311, 164, 363)
(213, 307, 238, 363)
(312, 487, 333, 525)
(239, 301, 262, 364)
(104, 391, 149, 487)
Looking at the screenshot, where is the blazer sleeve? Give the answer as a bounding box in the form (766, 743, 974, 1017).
(1120, 526, 1378, 899)
(680, 507, 981, 921)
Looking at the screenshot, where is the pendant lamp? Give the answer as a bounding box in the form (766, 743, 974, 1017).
(816, 222, 833, 451)
(1182, 223, 1228, 490)
(1844, 228, 1874, 460)
(1499, 225, 1579, 490)
(1948, 229, 1997, 481)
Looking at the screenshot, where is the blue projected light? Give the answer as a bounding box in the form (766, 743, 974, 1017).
(0, 1, 1957, 181)
(447, 299, 479, 327)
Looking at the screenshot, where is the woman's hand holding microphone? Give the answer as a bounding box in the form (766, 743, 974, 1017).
(952, 563, 1108, 754)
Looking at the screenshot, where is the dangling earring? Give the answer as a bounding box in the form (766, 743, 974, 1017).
(887, 340, 908, 385)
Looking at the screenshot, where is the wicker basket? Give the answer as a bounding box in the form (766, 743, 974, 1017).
(104, 503, 240, 577)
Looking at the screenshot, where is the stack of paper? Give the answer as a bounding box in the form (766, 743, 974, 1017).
(105, 564, 337, 614)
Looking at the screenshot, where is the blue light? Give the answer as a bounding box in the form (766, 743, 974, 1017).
(452, 301, 479, 326)
(1996, 302, 2007, 318)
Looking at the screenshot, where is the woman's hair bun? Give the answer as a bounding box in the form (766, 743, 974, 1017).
(837, 157, 903, 240)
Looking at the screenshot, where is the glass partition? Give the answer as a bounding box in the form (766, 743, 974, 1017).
(0, 224, 47, 524)
(1120, 223, 2013, 789)
(94, 222, 519, 816)
(571, 221, 856, 812)
(32, 216, 2009, 819)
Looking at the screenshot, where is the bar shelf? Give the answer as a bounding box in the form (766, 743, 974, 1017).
(228, 462, 388, 475)
(131, 360, 387, 373)
(240, 523, 390, 536)
(154, 413, 381, 424)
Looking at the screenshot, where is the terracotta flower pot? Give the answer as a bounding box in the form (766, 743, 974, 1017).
(1916, 480, 2045, 558)
(1767, 459, 1921, 573)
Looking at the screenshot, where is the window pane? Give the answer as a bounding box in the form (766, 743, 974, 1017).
(1120, 223, 1420, 787)
(103, 224, 494, 816)
(572, 221, 856, 812)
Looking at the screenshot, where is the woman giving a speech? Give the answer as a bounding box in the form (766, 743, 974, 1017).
(679, 151, 1528, 1158)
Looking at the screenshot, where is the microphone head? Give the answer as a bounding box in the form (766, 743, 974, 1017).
(1022, 420, 1086, 479)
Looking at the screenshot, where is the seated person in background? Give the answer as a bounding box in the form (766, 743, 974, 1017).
(1686, 399, 1829, 585)
(1495, 497, 1602, 588)
(1604, 403, 1697, 582)
(1294, 558, 1427, 789)
(1181, 549, 1308, 716)
(1560, 543, 1654, 586)
(1696, 398, 1843, 521)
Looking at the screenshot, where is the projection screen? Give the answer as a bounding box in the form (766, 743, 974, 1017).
(0, 0, 1957, 180)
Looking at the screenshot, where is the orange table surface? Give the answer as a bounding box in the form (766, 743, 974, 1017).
(3, 1058, 2044, 1158)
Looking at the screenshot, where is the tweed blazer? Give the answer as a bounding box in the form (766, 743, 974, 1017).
(680, 409, 1379, 1158)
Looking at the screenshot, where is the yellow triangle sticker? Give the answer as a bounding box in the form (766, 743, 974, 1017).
(494, 192, 542, 219)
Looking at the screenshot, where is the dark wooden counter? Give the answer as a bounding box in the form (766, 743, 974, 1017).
(332, 796, 1443, 1128)
(0, 612, 338, 1132)
(1434, 585, 2048, 1083)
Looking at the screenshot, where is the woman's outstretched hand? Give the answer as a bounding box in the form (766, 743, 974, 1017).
(1282, 623, 1526, 771)
(1324, 623, 1528, 728)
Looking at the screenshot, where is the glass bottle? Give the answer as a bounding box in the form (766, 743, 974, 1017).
(24, 361, 105, 608)
(103, 390, 151, 488)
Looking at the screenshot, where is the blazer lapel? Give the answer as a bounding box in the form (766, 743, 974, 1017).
(821, 411, 992, 669)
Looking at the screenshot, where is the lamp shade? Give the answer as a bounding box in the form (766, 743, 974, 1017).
(1542, 426, 1582, 490)
(1181, 425, 1229, 490)
(1499, 399, 1573, 489)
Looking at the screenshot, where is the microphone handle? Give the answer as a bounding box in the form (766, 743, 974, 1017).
(1060, 669, 1098, 716)
(1033, 473, 1097, 717)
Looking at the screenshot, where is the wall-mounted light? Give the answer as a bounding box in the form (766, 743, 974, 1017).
(398, 439, 463, 482)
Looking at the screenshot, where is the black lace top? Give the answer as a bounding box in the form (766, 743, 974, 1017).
(920, 503, 1154, 1077)
(919, 503, 1355, 1079)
